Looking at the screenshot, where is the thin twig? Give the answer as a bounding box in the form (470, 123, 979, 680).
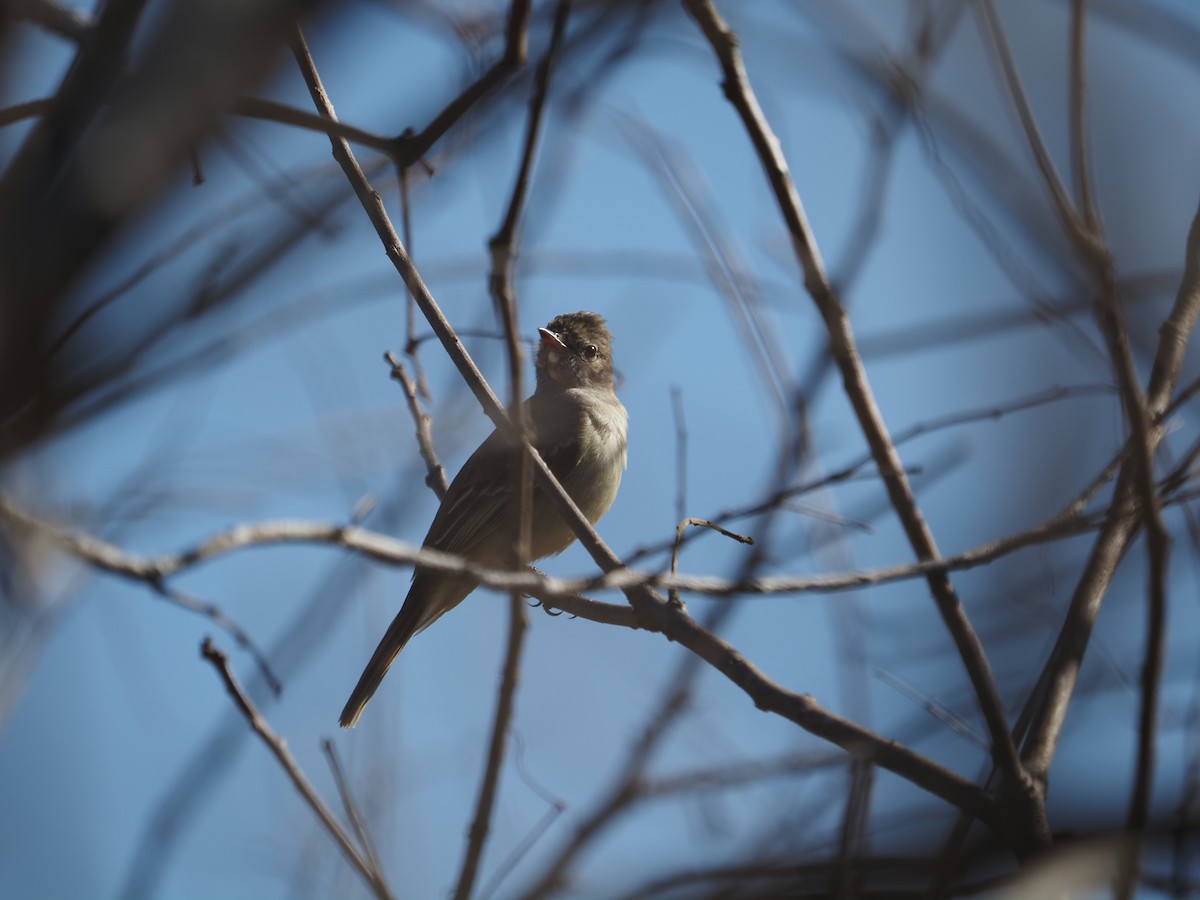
(199, 638, 392, 899)
(322, 739, 386, 883)
(624, 382, 1113, 567)
(1096, 267, 1170, 900)
(156, 581, 281, 696)
(3, 464, 1165, 605)
(974, 0, 1094, 256)
(231, 97, 395, 154)
(981, 0, 1183, 875)
(669, 518, 754, 607)
(384, 351, 448, 499)
(1067, 105, 1172, 900)
(477, 733, 566, 900)
(393, 0, 533, 169)
(615, 112, 794, 430)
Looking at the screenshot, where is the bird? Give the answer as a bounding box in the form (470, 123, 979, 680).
(340, 311, 628, 728)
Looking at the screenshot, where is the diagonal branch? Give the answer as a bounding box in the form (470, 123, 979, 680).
(393, 0, 533, 169)
(384, 352, 448, 498)
(200, 639, 393, 899)
(974, 0, 1093, 255)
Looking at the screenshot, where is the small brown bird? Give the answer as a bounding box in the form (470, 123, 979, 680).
(340, 311, 628, 728)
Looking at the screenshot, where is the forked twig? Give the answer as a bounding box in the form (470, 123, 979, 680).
(669, 517, 754, 606)
(384, 351, 447, 498)
(199, 639, 392, 899)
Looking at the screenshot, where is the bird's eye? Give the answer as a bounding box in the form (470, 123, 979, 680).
(582, 344, 598, 360)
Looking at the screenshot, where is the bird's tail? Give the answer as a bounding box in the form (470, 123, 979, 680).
(339, 575, 473, 728)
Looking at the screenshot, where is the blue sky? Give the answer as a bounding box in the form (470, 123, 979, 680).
(3, 1, 1200, 897)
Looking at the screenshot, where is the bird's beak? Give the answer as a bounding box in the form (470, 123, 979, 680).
(538, 327, 567, 349)
(537, 327, 567, 370)
(536, 327, 570, 382)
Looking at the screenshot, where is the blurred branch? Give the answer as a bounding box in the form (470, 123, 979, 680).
(0, 95, 399, 163)
(976, 7, 1171, 730)
(117, 528, 390, 900)
(322, 739, 387, 885)
(640, 748, 847, 798)
(830, 1, 967, 293)
(974, 0, 1091, 253)
(232, 97, 396, 153)
(157, 582, 281, 697)
(0, 494, 280, 692)
(0, 0, 319, 454)
(392, 0, 532, 169)
(0, 98, 53, 127)
(670, 385, 687, 524)
(625, 854, 939, 900)
(614, 111, 795, 430)
(199, 638, 393, 899)
(625, 383, 1113, 567)
(13, 0, 96, 41)
(1068, 0, 1099, 231)
(476, 733, 566, 900)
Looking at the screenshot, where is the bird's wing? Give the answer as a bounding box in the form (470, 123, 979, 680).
(422, 397, 582, 558)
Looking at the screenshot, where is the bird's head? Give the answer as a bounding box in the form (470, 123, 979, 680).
(535, 311, 616, 392)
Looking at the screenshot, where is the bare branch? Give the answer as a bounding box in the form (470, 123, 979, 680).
(974, 0, 1092, 254)
(3, 460, 1157, 610)
(199, 639, 392, 899)
(156, 581, 281, 697)
(668, 517, 753, 606)
(322, 739, 387, 884)
(384, 352, 448, 499)
(393, 0, 533, 169)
